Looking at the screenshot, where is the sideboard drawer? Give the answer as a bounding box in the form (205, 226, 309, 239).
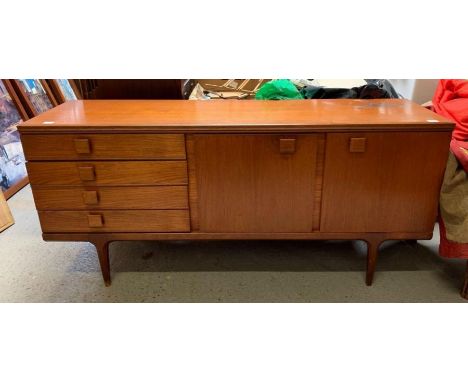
(38, 210, 190, 232)
(21, 134, 186, 160)
(27, 161, 188, 186)
(31, 186, 189, 210)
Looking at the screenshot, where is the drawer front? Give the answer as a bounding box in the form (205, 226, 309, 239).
(27, 161, 188, 186)
(38, 210, 190, 233)
(21, 134, 186, 160)
(31, 186, 189, 210)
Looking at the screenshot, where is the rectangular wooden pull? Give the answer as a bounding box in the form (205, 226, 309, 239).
(82, 191, 99, 205)
(349, 138, 367, 153)
(74, 138, 91, 154)
(87, 214, 103, 228)
(279, 138, 296, 154)
(78, 166, 95, 181)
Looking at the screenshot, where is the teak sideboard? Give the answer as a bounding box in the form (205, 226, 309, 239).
(19, 99, 462, 294)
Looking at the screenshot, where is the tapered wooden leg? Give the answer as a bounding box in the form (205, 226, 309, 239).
(365, 238, 382, 286)
(461, 261, 468, 300)
(93, 240, 111, 286)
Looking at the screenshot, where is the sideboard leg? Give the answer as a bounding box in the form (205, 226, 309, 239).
(93, 240, 111, 286)
(365, 238, 382, 286)
(461, 261, 468, 300)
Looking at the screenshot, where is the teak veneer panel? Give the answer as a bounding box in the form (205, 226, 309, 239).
(185, 136, 200, 231)
(320, 131, 451, 233)
(190, 134, 324, 233)
(31, 186, 189, 210)
(18, 99, 453, 133)
(21, 134, 186, 160)
(38, 210, 190, 233)
(27, 161, 188, 186)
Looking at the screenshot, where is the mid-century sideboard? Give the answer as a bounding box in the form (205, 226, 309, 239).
(19, 99, 464, 296)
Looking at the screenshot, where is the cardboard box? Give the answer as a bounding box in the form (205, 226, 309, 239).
(196, 79, 270, 99)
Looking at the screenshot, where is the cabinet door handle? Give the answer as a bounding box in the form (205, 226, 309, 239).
(87, 214, 103, 228)
(82, 191, 99, 205)
(74, 138, 91, 154)
(349, 138, 367, 153)
(78, 166, 95, 181)
(279, 138, 296, 154)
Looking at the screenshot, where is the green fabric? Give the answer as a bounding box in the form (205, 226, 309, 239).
(440, 152, 468, 243)
(255, 79, 304, 100)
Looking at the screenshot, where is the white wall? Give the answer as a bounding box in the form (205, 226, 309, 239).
(389, 79, 439, 104)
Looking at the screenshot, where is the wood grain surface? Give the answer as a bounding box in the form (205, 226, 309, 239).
(320, 131, 451, 233)
(27, 161, 188, 186)
(185, 136, 200, 231)
(31, 186, 189, 210)
(38, 210, 190, 233)
(190, 134, 324, 233)
(18, 99, 454, 132)
(21, 133, 186, 160)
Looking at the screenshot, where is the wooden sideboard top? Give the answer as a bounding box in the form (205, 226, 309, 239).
(19, 99, 454, 133)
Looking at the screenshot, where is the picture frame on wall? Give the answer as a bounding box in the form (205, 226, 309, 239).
(0, 80, 28, 199)
(39, 79, 59, 107)
(56, 79, 78, 101)
(45, 79, 78, 104)
(10, 79, 54, 118)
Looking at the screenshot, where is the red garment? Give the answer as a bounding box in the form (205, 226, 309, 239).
(432, 79, 468, 171)
(439, 218, 468, 258)
(450, 139, 468, 171)
(432, 79, 468, 259)
(432, 79, 468, 142)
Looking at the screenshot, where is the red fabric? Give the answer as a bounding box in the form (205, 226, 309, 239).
(432, 79, 468, 142)
(432, 79, 468, 171)
(450, 139, 468, 171)
(438, 216, 468, 259)
(432, 79, 468, 259)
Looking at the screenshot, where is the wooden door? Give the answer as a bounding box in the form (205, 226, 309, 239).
(320, 132, 451, 233)
(188, 134, 325, 233)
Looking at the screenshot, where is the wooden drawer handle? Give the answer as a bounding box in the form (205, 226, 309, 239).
(349, 138, 367, 153)
(87, 214, 103, 228)
(279, 138, 296, 154)
(78, 166, 95, 181)
(74, 138, 91, 154)
(82, 191, 99, 205)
